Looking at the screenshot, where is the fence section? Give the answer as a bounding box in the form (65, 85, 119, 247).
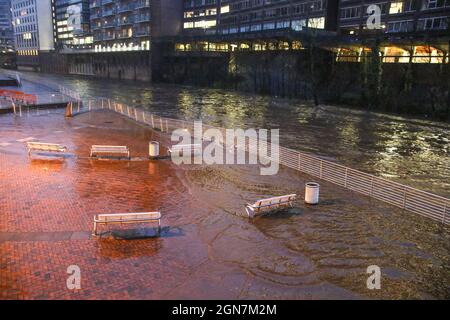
(73, 97, 449, 225)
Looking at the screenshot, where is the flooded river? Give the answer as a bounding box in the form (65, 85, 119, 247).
(17, 71, 450, 197)
(1, 71, 449, 299)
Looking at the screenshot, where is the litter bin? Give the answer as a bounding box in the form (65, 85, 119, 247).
(149, 141, 160, 158)
(305, 182, 320, 205)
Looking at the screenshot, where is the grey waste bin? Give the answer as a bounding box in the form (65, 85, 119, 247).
(149, 141, 160, 158)
(305, 182, 320, 204)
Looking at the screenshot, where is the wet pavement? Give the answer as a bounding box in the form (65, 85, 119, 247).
(0, 109, 449, 299)
(10, 70, 450, 197)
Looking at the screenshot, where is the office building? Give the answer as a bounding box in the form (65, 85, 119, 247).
(90, 0, 151, 52)
(0, 0, 14, 52)
(182, 0, 339, 35)
(55, 0, 92, 49)
(11, 0, 56, 69)
(338, 0, 450, 35)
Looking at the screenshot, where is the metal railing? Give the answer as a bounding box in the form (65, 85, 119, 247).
(70, 97, 449, 225)
(59, 86, 81, 101)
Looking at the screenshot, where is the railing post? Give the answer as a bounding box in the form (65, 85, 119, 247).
(151, 114, 154, 128)
(370, 177, 374, 197)
(142, 111, 146, 123)
(166, 119, 169, 132)
(319, 160, 323, 179)
(443, 204, 447, 224)
(344, 168, 348, 187)
(88, 100, 91, 111)
(160, 117, 163, 132)
(402, 188, 407, 209)
(298, 153, 302, 171)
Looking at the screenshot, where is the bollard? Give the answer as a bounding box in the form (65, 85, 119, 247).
(149, 141, 160, 159)
(65, 102, 73, 117)
(305, 182, 320, 205)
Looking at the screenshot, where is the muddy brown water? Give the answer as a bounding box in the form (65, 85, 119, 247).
(1, 72, 448, 299)
(14, 70, 450, 198)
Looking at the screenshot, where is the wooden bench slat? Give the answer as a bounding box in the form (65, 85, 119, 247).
(93, 212, 161, 236)
(96, 212, 161, 221)
(90, 145, 130, 159)
(245, 194, 297, 218)
(27, 142, 67, 157)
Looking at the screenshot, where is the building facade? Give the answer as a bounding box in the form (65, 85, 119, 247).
(0, 0, 14, 52)
(182, 0, 339, 35)
(90, 0, 151, 53)
(55, 0, 92, 50)
(11, 0, 56, 69)
(338, 0, 450, 35)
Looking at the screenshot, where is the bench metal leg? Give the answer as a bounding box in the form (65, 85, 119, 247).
(157, 219, 161, 235)
(92, 222, 97, 236)
(245, 206, 252, 218)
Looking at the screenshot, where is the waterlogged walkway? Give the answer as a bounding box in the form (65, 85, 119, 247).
(11, 70, 450, 198)
(1, 109, 449, 299)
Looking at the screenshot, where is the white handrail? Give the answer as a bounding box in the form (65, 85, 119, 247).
(69, 97, 450, 225)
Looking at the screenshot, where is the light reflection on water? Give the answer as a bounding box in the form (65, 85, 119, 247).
(6, 72, 449, 299)
(18, 71, 450, 197)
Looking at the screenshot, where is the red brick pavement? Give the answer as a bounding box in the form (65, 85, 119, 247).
(1, 109, 449, 300)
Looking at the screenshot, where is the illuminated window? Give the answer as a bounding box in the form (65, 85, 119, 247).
(194, 20, 216, 28)
(221, 5, 230, 14)
(308, 17, 325, 29)
(389, 2, 403, 14)
(292, 19, 306, 31)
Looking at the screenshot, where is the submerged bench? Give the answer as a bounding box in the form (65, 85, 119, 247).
(245, 194, 297, 218)
(92, 212, 162, 236)
(167, 143, 202, 156)
(27, 142, 67, 157)
(90, 145, 130, 159)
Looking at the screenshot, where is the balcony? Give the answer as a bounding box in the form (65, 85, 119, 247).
(135, 0, 150, 9)
(117, 33, 132, 39)
(118, 4, 134, 13)
(135, 15, 150, 23)
(103, 34, 116, 40)
(134, 30, 150, 37)
(91, 12, 101, 20)
(117, 18, 135, 26)
(103, 21, 116, 29)
(93, 34, 103, 41)
(102, 9, 117, 17)
(102, 0, 115, 5)
(90, 2, 101, 9)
